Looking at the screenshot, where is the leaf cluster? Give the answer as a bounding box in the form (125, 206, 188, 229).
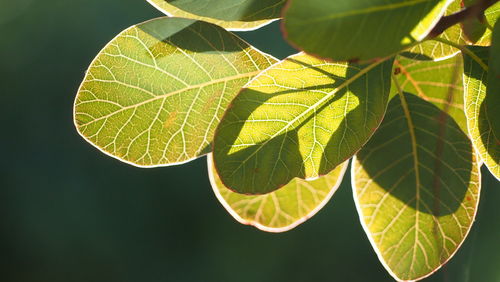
(73, 0, 500, 281)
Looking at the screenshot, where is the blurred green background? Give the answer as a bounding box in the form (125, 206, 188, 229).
(1, 1, 499, 281)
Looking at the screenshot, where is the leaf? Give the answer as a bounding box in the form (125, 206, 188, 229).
(208, 154, 348, 232)
(282, 0, 452, 62)
(74, 17, 277, 167)
(466, 2, 500, 46)
(393, 55, 467, 132)
(401, 0, 465, 61)
(161, 0, 285, 22)
(463, 43, 500, 179)
(146, 0, 277, 31)
(352, 93, 481, 281)
(213, 53, 394, 194)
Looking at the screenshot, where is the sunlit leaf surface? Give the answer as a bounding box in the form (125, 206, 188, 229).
(353, 93, 480, 281)
(208, 154, 348, 232)
(74, 17, 276, 167)
(147, 0, 277, 31)
(213, 53, 393, 194)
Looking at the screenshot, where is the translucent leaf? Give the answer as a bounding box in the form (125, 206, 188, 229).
(353, 93, 481, 281)
(74, 17, 277, 167)
(463, 43, 500, 179)
(208, 154, 348, 232)
(213, 53, 393, 194)
(160, 0, 285, 22)
(282, 0, 452, 61)
(146, 0, 277, 31)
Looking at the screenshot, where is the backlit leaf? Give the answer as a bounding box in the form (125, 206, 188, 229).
(146, 0, 277, 31)
(74, 17, 277, 167)
(208, 154, 349, 232)
(162, 0, 285, 22)
(283, 0, 452, 61)
(466, 2, 500, 46)
(353, 93, 481, 281)
(463, 43, 500, 179)
(402, 0, 465, 61)
(394, 55, 466, 131)
(213, 53, 393, 194)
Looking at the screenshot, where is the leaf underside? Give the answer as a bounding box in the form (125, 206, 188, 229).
(208, 154, 349, 232)
(353, 93, 480, 281)
(213, 53, 393, 194)
(163, 0, 285, 22)
(146, 0, 277, 31)
(74, 17, 276, 167)
(283, 0, 452, 61)
(463, 46, 500, 179)
(402, 0, 464, 61)
(393, 54, 467, 132)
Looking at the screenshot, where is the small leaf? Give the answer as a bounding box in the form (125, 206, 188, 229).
(213, 53, 393, 194)
(463, 37, 500, 179)
(208, 154, 348, 232)
(282, 0, 452, 61)
(353, 93, 481, 281)
(394, 55, 466, 131)
(161, 0, 285, 22)
(146, 0, 277, 31)
(402, 0, 465, 61)
(74, 17, 277, 167)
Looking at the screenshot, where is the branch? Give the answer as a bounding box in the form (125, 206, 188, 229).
(427, 0, 498, 38)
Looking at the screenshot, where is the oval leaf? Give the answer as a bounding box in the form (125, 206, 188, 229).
(208, 154, 348, 232)
(74, 17, 277, 167)
(162, 0, 285, 22)
(394, 54, 466, 131)
(282, 0, 452, 61)
(463, 44, 500, 179)
(146, 0, 277, 31)
(213, 53, 393, 194)
(353, 93, 481, 281)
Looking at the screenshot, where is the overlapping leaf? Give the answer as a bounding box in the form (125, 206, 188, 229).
(282, 0, 452, 61)
(463, 45, 500, 179)
(213, 53, 393, 194)
(146, 0, 277, 31)
(394, 55, 466, 131)
(162, 0, 285, 22)
(208, 154, 348, 232)
(465, 2, 500, 46)
(353, 93, 481, 281)
(402, 0, 465, 61)
(74, 17, 276, 167)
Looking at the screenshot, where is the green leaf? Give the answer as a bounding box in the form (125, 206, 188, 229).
(463, 43, 500, 179)
(282, 0, 452, 62)
(161, 0, 285, 22)
(401, 0, 464, 61)
(146, 0, 277, 31)
(74, 17, 277, 167)
(213, 53, 393, 194)
(208, 154, 349, 232)
(353, 93, 481, 281)
(393, 55, 467, 131)
(467, 2, 500, 46)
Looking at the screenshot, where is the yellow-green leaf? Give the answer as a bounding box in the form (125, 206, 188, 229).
(353, 93, 481, 281)
(213, 53, 393, 194)
(74, 17, 277, 167)
(146, 0, 277, 31)
(208, 154, 348, 232)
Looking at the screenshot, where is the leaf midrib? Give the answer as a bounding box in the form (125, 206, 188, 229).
(227, 57, 391, 177)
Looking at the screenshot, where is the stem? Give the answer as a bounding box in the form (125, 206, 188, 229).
(428, 0, 497, 38)
(432, 37, 489, 72)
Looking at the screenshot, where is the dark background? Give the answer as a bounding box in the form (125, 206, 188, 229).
(1, 1, 499, 281)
